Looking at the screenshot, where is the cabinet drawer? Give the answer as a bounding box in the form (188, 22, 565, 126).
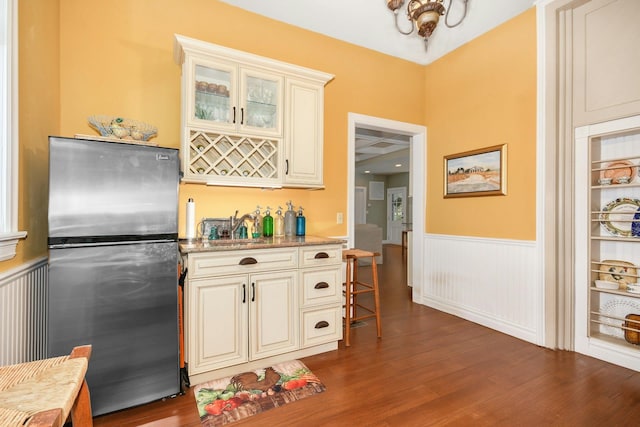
(300, 266, 342, 307)
(188, 248, 297, 278)
(301, 306, 342, 348)
(299, 245, 342, 267)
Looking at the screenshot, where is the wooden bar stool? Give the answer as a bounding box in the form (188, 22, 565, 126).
(342, 249, 382, 347)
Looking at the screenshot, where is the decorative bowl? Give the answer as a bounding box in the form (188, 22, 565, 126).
(623, 314, 640, 345)
(627, 283, 640, 294)
(598, 177, 612, 185)
(595, 280, 619, 290)
(88, 115, 158, 141)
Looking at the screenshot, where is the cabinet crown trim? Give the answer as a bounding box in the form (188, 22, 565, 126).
(174, 34, 334, 85)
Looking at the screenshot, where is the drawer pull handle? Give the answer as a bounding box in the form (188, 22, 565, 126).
(239, 257, 258, 265)
(314, 252, 329, 259)
(314, 321, 330, 329)
(314, 282, 329, 289)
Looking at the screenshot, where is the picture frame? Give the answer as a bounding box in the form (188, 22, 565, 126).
(444, 144, 507, 198)
(369, 181, 385, 200)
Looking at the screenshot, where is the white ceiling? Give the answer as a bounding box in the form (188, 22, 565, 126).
(219, 0, 534, 65)
(219, 0, 535, 175)
(355, 128, 411, 175)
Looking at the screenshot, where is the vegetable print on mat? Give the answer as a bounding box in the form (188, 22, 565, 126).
(194, 360, 325, 426)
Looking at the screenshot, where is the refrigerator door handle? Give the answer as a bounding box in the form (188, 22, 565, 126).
(49, 239, 175, 249)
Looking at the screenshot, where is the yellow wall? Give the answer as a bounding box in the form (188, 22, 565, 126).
(424, 9, 537, 240)
(56, 0, 425, 240)
(3, 1, 536, 273)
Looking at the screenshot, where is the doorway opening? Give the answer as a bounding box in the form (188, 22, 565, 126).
(347, 113, 426, 301)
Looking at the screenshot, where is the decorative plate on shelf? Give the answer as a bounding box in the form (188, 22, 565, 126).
(600, 160, 637, 184)
(600, 197, 640, 237)
(598, 259, 638, 285)
(598, 299, 640, 339)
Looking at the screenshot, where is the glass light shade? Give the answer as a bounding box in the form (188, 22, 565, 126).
(415, 10, 440, 37)
(408, 0, 445, 38)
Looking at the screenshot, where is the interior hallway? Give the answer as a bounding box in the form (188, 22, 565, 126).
(95, 244, 640, 426)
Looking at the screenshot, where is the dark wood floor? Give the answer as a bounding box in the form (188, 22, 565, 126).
(94, 244, 640, 426)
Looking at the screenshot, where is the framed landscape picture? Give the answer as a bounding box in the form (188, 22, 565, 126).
(444, 144, 507, 198)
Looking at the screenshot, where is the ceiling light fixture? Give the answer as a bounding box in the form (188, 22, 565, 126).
(386, 0, 470, 50)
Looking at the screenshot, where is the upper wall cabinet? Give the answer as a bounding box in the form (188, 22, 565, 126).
(572, 0, 640, 126)
(174, 35, 334, 188)
(189, 56, 283, 138)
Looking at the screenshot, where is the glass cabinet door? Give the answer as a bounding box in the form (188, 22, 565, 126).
(193, 62, 235, 128)
(240, 69, 283, 136)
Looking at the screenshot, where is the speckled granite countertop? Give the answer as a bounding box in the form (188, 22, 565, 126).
(179, 235, 346, 253)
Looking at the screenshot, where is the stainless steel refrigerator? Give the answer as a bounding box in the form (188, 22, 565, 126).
(47, 136, 181, 416)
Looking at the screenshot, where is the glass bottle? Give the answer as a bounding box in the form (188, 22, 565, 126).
(274, 206, 285, 237)
(253, 206, 263, 237)
(263, 206, 273, 237)
(284, 201, 296, 237)
(296, 206, 305, 236)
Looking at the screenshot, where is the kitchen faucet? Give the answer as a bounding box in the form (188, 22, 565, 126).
(231, 212, 255, 236)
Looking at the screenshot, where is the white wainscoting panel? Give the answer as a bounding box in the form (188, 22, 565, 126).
(421, 234, 541, 345)
(0, 257, 48, 365)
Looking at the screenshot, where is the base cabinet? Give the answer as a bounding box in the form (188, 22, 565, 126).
(188, 270, 297, 375)
(190, 275, 248, 372)
(183, 244, 342, 382)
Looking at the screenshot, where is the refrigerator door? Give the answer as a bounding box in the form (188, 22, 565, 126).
(48, 241, 180, 416)
(48, 137, 179, 242)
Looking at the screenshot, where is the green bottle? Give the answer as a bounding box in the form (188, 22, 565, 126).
(263, 206, 273, 237)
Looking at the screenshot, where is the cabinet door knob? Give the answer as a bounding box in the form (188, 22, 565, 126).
(314, 281, 329, 289)
(314, 252, 329, 259)
(240, 107, 244, 125)
(239, 257, 258, 265)
(314, 321, 329, 329)
(251, 282, 256, 302)
(285, 159, 289, 175)
(242, 283, 246, 303)
(232, 106, 236, 124)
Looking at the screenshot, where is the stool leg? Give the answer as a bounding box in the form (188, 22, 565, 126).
(71, 379, 93, 426)
(371, 256, 382, 339)
(352, 259, 359, 321)
(344, 257, 352, 347)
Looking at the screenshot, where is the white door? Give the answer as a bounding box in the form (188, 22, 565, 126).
(354, 186, 367, 224)
(386, 187, 406, 244)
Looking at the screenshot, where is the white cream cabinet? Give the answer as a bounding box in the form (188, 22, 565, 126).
(174, 34, 333, 188)
(183, 243, 343, 384)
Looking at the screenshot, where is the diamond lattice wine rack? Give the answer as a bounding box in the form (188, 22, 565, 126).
(187, 130, 281, 186)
